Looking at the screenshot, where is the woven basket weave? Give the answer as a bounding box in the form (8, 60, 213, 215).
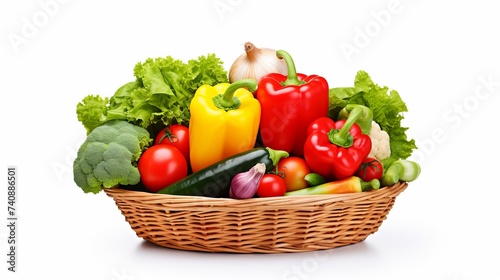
(104, 182, 408, 253)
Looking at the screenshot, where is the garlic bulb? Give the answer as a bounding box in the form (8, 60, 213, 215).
(229, 163, 266, 199)
(229, 42, 288, 83)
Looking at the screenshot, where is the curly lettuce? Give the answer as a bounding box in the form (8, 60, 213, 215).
(77, 54, 228, 136)
(76, 95, 109, 134)
(329, 70, 417, 167)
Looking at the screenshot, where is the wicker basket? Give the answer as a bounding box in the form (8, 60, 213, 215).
(104, 182, 408, 253)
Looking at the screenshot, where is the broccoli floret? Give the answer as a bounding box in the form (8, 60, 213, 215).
(73, 120, 151, 194)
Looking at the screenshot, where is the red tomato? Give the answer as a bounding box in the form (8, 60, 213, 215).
(256, 174, 287, 197)
(355, 157, 384, 181)
(138, 145, 188, 192)
(154, 125, 190, 164)
(275, 156, 311, 192)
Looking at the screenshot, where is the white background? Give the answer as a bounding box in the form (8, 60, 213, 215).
(1, 0, 499, 279)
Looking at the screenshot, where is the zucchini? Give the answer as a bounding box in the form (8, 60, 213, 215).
(157, 147, 289, 197)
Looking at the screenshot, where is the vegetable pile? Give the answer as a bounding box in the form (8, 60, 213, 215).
(73, 43, 421, 198)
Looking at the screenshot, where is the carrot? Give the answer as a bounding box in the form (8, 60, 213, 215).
(284, 176, 379, 196)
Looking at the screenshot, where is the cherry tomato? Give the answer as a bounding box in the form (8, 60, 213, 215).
(355, 157, 384, 181)
(154, 124, 190, 164)
(256, 174, 287, 197)
(275, 156, 311, 192)
(138, 145, 188, 192)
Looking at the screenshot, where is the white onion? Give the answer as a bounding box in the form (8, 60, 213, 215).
(229, 42, 288, 83)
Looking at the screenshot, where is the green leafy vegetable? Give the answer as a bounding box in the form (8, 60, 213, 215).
(76, 95, 109, 134)
(77, 53, 228, 136)
(329, 70, 417, 167)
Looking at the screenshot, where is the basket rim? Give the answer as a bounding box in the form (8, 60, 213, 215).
(104, 182, 408, 209)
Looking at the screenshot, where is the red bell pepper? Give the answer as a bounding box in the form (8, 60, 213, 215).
(255, 50, 329, 157)
(303, 106, 372, 181)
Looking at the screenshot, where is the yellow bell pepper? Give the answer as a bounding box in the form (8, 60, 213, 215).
(189, 79, 261, 173)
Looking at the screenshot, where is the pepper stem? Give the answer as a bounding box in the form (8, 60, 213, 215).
(338, 104, 373, 135)
(328, 106, 364, 148)
(265, 147, 289, 167)
(276, 50, 305, 86)
(213, 79, 258, 111)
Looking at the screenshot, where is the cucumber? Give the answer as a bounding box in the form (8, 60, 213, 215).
(157, 147, 289, 197)
(304, 173, 327, 187)
(381, 159, 421, 187)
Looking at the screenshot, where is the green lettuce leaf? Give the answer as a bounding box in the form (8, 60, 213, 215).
(76, 95, 109, 134)
(76, 53, 228, 136)
(328, 70, 417, 167)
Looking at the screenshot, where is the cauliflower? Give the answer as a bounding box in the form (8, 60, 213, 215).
(73, 120, 151, 194)
(368, 121, 391, 161)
